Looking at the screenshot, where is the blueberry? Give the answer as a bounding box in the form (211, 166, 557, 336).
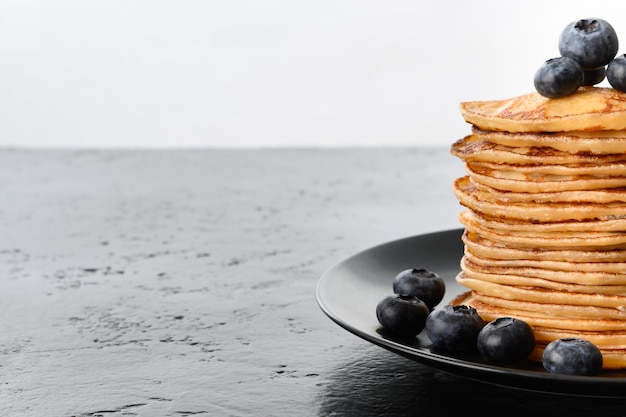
(477, 317, 535, 366)
(542, 338, 603, 376)
(393, 268, 445, 310)
(376, 294, 429, 337)
(582, 66, 606, 86)
(559, 18, 619, 70)
(534, 57, 583, 98)
(425, 304, 485, 352)
(607, 55, 626, 92)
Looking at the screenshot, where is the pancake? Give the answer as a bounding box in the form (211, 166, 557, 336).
(462, 230, 626, 262)
(451, 135, 626, 165)
(533, 327, 626, 348)
(464, 248, 626, 274)
(460, 86, 626, 132)
(471, 180, 626, 204)
(456, 274, 626, 309)
(473, 127, 626, 154)
(469, 160, 626, 177)
(451, 291, 626, 325)
(463, 209, 626, 233)
(465, 162, 626, 192)
(458, 209, 626, 248)
(454, 176, 626, 223)
(461, 256, 626, 286)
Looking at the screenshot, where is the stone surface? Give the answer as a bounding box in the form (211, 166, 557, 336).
(1, 148, 624, 416)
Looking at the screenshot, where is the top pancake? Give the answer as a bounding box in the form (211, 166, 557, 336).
(460, 87, 626, 132)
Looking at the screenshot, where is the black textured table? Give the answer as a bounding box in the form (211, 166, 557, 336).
(3, 148, 626, 416)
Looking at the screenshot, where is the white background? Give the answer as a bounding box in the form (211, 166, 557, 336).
(3, 0, 626, 148)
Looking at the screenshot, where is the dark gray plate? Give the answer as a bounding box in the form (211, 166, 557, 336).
(316, 228, 626, 398)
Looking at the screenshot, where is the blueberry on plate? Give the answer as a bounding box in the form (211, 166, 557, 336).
(376, 294, 429, 337)
(425, 304, 485, 352)
(559, 18, 619, 69)
(393, 268, 445, 310)
(542, 338, 603, 376)
(477, 317, 535, 366)
(534, 57, 583, 98)
(607, 55, 626, 92)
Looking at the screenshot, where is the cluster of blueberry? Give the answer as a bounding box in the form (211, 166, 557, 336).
(376, 267, 603, 376)
(534, 18, 626, 98)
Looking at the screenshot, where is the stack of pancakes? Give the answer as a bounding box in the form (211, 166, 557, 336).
(450, 86, 626, 369)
